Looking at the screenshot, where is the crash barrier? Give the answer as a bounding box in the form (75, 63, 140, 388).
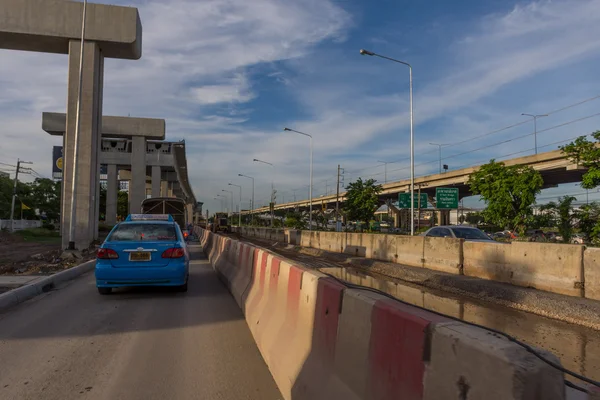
(233, 227, 594, 300)
(198, 227, 566, 400)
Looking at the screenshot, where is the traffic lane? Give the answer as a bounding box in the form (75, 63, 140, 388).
(0, 246, 282, 400)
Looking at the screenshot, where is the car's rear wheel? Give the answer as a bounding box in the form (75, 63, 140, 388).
(98, 287, 112, 295)
(177, 277, 188, 293)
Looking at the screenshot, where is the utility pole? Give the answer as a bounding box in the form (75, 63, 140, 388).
(9, 159, 32, 233)
(335, 165, 341, 232)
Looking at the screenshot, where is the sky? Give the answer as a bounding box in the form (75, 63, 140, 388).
(2, 0, 600, 213)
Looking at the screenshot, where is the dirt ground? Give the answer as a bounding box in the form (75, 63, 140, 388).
(0, 232, 94, 275)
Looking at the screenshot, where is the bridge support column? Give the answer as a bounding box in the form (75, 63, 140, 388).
(61, 40, 104, 250)
(151, 166, 161, 198)
(106, 164, 118, 225)
(129, 136, 146, 214)
(160, 180, 169, 197)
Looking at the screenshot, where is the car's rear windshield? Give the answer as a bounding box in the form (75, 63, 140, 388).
(108, 223, 178, 242)
(450, 227, 491, 240)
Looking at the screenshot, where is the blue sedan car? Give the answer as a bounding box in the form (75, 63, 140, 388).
(95, 214, 190, 295)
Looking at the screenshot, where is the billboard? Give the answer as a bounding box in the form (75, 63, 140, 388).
(53, 147, 109, 181)
(52, 146, 63, 179)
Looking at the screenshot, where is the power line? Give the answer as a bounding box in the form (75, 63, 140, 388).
(346, 94, 600, 175)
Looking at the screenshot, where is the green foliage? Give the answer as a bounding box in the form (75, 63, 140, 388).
(465, 212, 484, 225)
(0, 175, 60, 221)
(576, 202, 600, 242)
(284, 210, 307, 230)
(117, 191, 129, 220)
(343, 178, 383, 226)
(540, 196, 576, 243)
(467, 160, 543, 234)
(529, 212, 556, 230)
(561, 132, 600, 189)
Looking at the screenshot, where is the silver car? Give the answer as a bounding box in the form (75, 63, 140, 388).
(423, 226, 498, 242)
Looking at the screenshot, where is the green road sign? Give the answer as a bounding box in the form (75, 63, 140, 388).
(398, 193, 428, 209)
(436, 187, 459, 209)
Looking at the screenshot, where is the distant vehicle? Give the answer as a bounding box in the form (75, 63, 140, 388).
(572, 233, 585, 244)
(95, 214, 190, 294)
(214, 212, 230, 233)
(141, 197, 187, 231)
(423, 226, 500, 242)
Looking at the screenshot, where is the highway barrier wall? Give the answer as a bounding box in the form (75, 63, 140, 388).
(231, 227, 600, 300)
(197, 227, 566, 400)
(463, 241, 584, 297)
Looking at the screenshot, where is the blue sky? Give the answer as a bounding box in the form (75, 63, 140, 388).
(2, 0, 600, 213)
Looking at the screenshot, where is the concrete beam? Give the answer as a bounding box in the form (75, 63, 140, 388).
(0, 0, 142, 59)
(43, 112, 165, 140)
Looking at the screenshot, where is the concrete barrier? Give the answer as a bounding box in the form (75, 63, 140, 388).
(584, 247, 600, 301)
(464, 241, 584, 297)
(198, 227, 567, 400)
(423, 237, 463, 274)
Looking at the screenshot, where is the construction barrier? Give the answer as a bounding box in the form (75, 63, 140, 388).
(234, 227, 598, 299)
(463, 241, 584, 297)
(198, 228, 566, 400)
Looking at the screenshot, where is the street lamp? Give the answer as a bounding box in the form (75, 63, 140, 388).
(253, 158, 276, 227)
(222, 189, 233, 217)
(284, 127, 313, 231)
(216, 194, 228, 213)
(228, 183, 242, 227)
(238, 173, 255, 223)
(377, 160, 392, 184)
(360, 48, 415, 235)
(521, 113, 548, 155)
(213, 197, 224, 213)
(429, 143, 446, 174)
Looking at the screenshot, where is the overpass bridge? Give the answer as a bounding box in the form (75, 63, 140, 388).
(245, 148, 585, 215)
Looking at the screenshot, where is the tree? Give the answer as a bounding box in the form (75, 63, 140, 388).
(117, 191, 129, 220)
(467, 160, 543, 234)
(465, 212, 484, 225)
(28, 178, 61, 221)
(284, 210, 306, 230)
(561, 132, 600, 189)
(343, 178, 383, 229)
(540, 196, 576, 243)
(575, 202, 600, 242)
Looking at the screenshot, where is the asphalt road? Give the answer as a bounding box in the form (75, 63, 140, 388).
(0, 245, 282, 400)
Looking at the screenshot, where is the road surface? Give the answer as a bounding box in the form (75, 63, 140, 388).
(0, 245, 282, 400)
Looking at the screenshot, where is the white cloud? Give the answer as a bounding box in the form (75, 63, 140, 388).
(190, 74, 255, 105)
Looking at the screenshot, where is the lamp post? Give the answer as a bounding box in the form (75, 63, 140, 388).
(68, 0, 88, 250)
(228, 183, 242, 227)
(360, 48, 415, 235)
(222, 189, 233, 217)
(284, 128, 313, 231)
(213, 197, 224, 213)
(238, 173, 255, 224)
(216, 194, 228, 213)
(253, 158, 275, 227)
(377, 160, 392, 184)
(429, 143, 446, 174)
(521, 113, 548, 155)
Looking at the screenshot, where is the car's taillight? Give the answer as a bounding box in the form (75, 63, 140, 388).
(183, 232, 189, 238)
(97, 248, 119, 259)
(162, 248, 185, 258)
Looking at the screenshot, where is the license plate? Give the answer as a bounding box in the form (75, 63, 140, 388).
(129, 251, 151, 261)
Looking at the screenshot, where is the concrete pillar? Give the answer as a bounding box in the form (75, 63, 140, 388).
(61, 40, 104, 250)
(151, 166, 161, 198)
(106, 164, 118, 225)
(129, 136, 146, 214)
(160, 180, 168, 197)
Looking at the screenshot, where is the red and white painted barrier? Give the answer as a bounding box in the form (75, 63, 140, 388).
(198, 228, 567, 400)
